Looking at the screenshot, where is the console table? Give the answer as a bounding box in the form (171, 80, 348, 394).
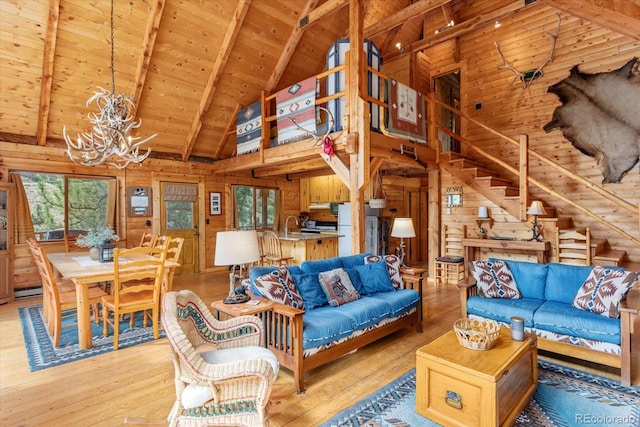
(462, 238, 551, 265)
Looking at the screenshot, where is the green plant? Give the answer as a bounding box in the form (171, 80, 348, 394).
(75, 225, 120, 248)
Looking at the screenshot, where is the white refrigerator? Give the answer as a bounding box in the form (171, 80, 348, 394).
(338, 203, 382, 257)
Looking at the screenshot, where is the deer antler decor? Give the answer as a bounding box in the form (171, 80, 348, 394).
(494, 13, 561, 88)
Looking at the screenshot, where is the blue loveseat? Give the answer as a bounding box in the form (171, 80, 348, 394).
(458, 259, 640, 386)
(248, 253, 423, 393)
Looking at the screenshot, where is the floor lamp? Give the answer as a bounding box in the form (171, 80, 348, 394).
(391, 218, 416, 267)
(214, 230, 261, 304)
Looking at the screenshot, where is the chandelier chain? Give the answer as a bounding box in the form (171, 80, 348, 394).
(110, 0, 115, 94)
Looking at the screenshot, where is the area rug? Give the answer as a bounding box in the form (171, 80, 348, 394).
(320, 360, 640, 427)
(19, 304, 165, 372)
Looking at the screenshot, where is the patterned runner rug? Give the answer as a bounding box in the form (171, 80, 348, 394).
(320, 360, 640, 427)
(19, 304, 165, 372)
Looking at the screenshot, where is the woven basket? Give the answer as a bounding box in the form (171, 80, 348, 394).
(453, 318, 500, 351)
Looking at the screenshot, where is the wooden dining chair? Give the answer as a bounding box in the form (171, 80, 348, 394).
(555, 227, 591, 266)
(163, 237, 184, 295)
(101, 245, 168, 350)
(139, 232, 157, 249)
(260, 230, 294, 266)
(434, 224, 466, 285)
(27, 238, 106, 347)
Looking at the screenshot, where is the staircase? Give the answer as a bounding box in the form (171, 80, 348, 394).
(440, 151, 628, 267)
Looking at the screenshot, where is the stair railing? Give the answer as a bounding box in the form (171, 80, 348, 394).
(432, 97, 640, 247)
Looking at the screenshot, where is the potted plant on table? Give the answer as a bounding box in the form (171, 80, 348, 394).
(76, 226, 120, 261)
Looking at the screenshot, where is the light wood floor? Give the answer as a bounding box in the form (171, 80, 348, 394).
(1, 271, 638, 426)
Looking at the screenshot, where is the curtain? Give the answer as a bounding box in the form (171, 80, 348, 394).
(107, 178, 117, 228)
(164, 183, 197, 202)
(273, 189, 282, 232)
(9, 172, 35, 244)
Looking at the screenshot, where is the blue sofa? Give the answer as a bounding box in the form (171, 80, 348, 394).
(458, 259, 639, 386)
(248, 253, 423, 393)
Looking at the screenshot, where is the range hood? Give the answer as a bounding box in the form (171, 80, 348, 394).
(308, 202, 331, 210)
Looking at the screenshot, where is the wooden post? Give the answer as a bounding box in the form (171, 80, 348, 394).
(519, 135, 529, 221)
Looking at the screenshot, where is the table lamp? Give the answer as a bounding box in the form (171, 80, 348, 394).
(214, 230, 261, 304)
(526, 201, 547, 241)
(391, 218, 416, 267)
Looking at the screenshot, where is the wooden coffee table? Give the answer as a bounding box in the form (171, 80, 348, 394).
(416, 328, 537, 427)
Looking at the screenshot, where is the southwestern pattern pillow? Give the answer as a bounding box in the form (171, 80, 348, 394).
(573, 267, 640, 318)
(253, 266, 305, 309)
(318, 268, 360, 307)
(365, 254, 404, 289)
(469, 260, 521, 299)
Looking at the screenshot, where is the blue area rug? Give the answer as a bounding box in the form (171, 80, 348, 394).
(19, 304, 165, 372)
(320, 361, 640, 427)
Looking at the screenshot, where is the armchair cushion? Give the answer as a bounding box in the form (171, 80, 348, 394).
(318, 268, 360, 306)
(181, 346, 279, 409)
(469, 260, 521, 299)
(253, 266, 305, 309)
(572, 267, 640, 318)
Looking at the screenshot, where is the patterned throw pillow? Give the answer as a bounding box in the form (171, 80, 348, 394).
(469, 260, 521, 299)
(365, 254, 404, 289)
(572, 267, 640, 318)
(318, 268, 360, 307)
(253, 266, 305, 309)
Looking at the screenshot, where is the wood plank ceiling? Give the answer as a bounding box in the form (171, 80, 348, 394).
(1, 0, 638, 174)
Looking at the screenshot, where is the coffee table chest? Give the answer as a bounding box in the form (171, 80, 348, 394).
(416, 328, 537, 426)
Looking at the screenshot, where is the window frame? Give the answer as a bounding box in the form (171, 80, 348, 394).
(232, 184, 279, 230)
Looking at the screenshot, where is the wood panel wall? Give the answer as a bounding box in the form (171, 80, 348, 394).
(0, 141, 296, 291)
(426, 2, 640, 264)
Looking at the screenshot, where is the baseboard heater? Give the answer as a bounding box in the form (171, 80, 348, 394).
(14, 286, 43, 298)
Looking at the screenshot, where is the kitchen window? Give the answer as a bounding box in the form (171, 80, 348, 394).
(233, 185, 279, 229)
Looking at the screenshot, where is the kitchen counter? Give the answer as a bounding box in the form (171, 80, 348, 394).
(277, 232, 341, 241)
(277, 233, 339, 264)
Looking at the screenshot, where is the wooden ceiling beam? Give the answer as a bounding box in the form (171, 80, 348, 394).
(363, 0, 452, 39)
(385, 0, 527, 62)
(181, 0, 252, 161)
(130, 0, 166, 116)
(215, 103, 241, 159)
(36, 0, 60, 146)
(299, 0, 349, 30)
(266, 0, 319, 92)
(541, 0, 640, 40)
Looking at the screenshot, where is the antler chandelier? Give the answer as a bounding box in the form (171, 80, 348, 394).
(63, 0, 156, 169)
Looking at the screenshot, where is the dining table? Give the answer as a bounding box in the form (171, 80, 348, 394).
(47, 251, 180, 350)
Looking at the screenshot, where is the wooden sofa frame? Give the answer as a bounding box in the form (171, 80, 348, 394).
(458, 277, 639, 386)
(259, 272, 423, 393)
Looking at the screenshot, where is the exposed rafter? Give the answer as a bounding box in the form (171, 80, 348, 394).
(363, 0, 451, 39)
(299, 0, 349, 30)
(36, 0, 60, 146)
(181, 0, 252, 161)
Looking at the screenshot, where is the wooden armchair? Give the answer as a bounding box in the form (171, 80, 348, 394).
(162, 290, 278, 427)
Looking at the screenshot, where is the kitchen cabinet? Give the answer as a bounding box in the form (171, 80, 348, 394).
(0, 183, 13, 304)
(279, 235, 338, 265)
(301, 175, 349, 209)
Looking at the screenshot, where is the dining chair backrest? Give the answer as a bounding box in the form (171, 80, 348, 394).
(555, 227, 591, 266)
(163, 237, 184, 293)
(139, 232, 157, 248)
(64, 232, 81, 253)
(27, 238, 62, 317)
(260, 230, 293, 266)
(154, 235, 170, 250)
(112, 245, 168, 307)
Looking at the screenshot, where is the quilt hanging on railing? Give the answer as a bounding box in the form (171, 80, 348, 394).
(276, 76, 317, 145)
(383, 78, 427, 143)
(236, 100, 262, 156)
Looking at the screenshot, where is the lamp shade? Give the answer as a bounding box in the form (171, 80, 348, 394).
(391, 218, 416, 238)
(478, 206, 489, 219)
(526, 201, 547, 216)
(214, 230, 261, 266)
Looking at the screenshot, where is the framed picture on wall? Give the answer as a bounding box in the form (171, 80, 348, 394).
(209, 192, 221, 215)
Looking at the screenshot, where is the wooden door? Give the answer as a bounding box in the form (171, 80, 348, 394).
(159, 182, 198, 275)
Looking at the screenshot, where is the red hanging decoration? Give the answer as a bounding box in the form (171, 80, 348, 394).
(322, 136, 334, 157)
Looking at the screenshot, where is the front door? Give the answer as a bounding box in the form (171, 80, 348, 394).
(160, 182, 198, 275)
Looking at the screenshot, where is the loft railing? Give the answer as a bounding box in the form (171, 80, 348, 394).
(431, 97, 640, 247)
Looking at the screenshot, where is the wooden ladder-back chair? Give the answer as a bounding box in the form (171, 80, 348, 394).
(139, 232, 157, 249)
(162, 290, 278, 427)
(434, 224, 467, 285)
(27, 238, 106, 347)
(163, 236, 184, 295)
(556, 227, 591, 265)
(261, 230, 294, 266)
(101, 245, 168, 350)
